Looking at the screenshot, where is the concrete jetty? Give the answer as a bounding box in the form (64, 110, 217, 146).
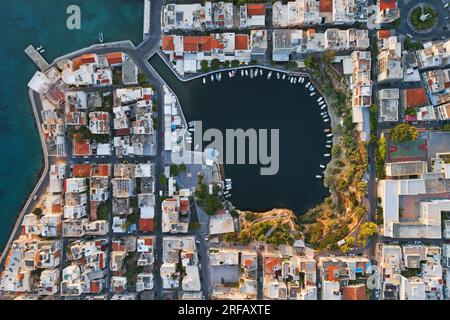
(24, 45, 50, 71)
(143, 0, 151, 40)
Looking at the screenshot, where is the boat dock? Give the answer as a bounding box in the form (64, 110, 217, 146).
(143, 0, 151, 40)
(24, 45, 50, 71)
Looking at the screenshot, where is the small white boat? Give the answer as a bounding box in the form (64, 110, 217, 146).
(323, 118, 330, 122)
(228, 72, 232, 78)
(188, 128, 195, 132)
(317, 97, 323, 102)
(195, 144, 200, 150)
(320, 112, 328, 115)
(293, 77, 297, 84)
(39, 49, 45, 53)
(241, 70, 244, 76)
(267, 71, 272, 79)
(326, 140, 332, 144)
(319, 101, 325, 105)
(310, 92, 315, 96)
(310, 85, 315, 91)
(320, 165, 325, 169)
(217, 73, 222, 81)
(276, 73, 280, 79)
(320, 105, 326, 110)
(203, 78, 206, 84)
(305, 82, 310, 88)
(225, 194, 231, 199)
(300, 77, 305, 83)
(326, 133, 333, 137)
(36, 45, 43, 51)
(225, 178, 232, 182)
(326, 145, 332, 148)
(315, 175, 322, 179)
(324, 129, 331, 133)
(211, 74, 214, 81)
(290, 77, 294, 84)
(282, 74, 286, 80)
(250, 69, 254, 78)
(259, 69, 263, 76)
(98, 32, 104, 43)
(245, 69, 249, 76)
(324, 153, 331, 157)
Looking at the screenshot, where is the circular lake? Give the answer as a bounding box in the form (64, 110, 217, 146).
(150, 55, 331, 215)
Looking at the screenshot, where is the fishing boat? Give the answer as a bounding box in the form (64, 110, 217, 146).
(203, 78, 206, 84)
(36, 45, 43, 51)
(320, 112, 328, 115)
(315, 175, 322, 179)
(39, 49, 45, 53)
(324, 153, 331, 157)
(305, 82, 310, 88)
(211, 74, 214, 82)
(310, 92, 315, 96)
(326, 140, 332, 144)
(276, 73, 280, 79)
(259, 69, 263, 76)
(282, 74, 286, 80)
(317, 97, 323, 102)
(225, 179, 232, 182)
(245, 69, 249, 76)
(320, 165, 325, 169)
(98, 32, 104, 43)
(324, 128, 331, 133)
(310, 85, 315, 91)
(326, 133, 333, 137)
(323, 118, 330, 122)
(241, 70, 244, 76)
(267, 71, 272, 79)
(290, 77, 294, 84)
(249, 69, 254, 78)
(217, 73, 222, 81)
(326, 145, 332, 148)
(188, 128, 195, 132)
(320, 105, 326, 110)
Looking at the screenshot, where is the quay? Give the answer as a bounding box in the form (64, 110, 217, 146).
(24, 45, 50, 71)
(143, 0, 151, 40)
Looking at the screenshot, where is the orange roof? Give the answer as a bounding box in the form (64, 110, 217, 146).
(405, 87, 428, 108)
(72, 164, 92, 177)
(343, 285, 368, 300)
(73, 140, 90, 156)
(139, 218, 154, 232)
(244, 259, 253, 267)
(162, 36, 175, 51)
(235, 34, 249, 50)
(247, 4, 266, 15)
(112, 241, 125, 252)
(319, 0, 333, 12)
(379, 0, 397, 11)
(378, 30, 390, 39)
(327, 265, 341, 282)
(51, 204, 62, 214)
(183, 36, 224, 52)
(144, 238, 153, 246)
(97, 164, 110, 177)
(264, 257, 281, 275)
(90, 280, 102, 293)
(180, 199, 189, 213)
(73, 54, 96, 70)
(106, 52, 123, 65)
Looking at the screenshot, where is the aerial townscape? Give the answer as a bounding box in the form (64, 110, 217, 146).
(1, 0, 450, 303)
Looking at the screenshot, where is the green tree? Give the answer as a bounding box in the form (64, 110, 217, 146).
(231, 60, 240, 68)
(304, 54, 314, 69)
(210, 59, 221, 70)
(159, 172, 168, 188)
(97, 202, 109, 220)
(32, 207, 43, 217)
(204, 194, 222, 215)
(200, 60, 209, 72)
(390, 124, 418, 142)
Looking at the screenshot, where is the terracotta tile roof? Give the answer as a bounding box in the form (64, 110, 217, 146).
(378, 30, 390, 39)
(144, 238, 153, 246)
(235, 34, 249, 50)
(139, 218, 154, 232)
(247, 4, 266, 15)
(106, 52, 123, 65)
(73, 140, 90, 156)
(51, 204, 62, 214)
(180, 199, 189, 213)
(244, 259, 253, 267)
(90, 280, 102, 293)
(405, 87, 428, 108)
(183, 36, 224, 52)
(379, 0, 397, 11)
(343, 284, 368, 300)
(72, 164, 92, 177)
(96, 164, 110, 177)
(319, 0, 333, 12)
(73, 54, 96, 70)
(264, 257, 281, 275)
(162, 36, 175, 51)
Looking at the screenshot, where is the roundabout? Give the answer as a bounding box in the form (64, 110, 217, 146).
(408, 3, 439, 33)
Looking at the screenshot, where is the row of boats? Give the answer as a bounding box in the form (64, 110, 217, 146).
(202, 68, 310, 85)
(35, 45, 45, 54)
(222, 179, 232, 199)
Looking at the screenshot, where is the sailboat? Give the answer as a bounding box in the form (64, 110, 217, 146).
(98, 32, 104, 43)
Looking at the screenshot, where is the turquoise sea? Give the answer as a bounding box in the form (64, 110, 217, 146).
(0, 0, 143, 250)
